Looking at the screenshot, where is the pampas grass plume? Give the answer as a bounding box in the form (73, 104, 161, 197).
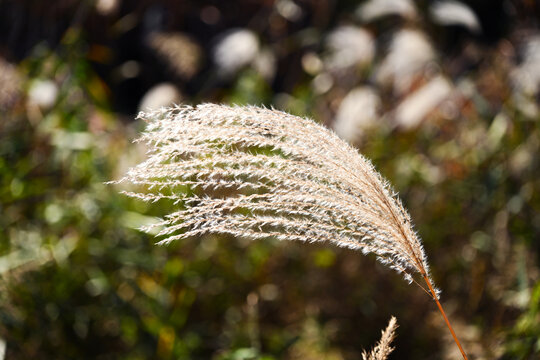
(112, 103, 468, 359)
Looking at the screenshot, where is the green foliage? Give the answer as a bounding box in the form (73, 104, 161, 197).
(0, 1, 539, 359)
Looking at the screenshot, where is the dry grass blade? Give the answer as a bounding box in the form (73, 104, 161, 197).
(112, 103, 468, 359)
(362, 316, 398, 360)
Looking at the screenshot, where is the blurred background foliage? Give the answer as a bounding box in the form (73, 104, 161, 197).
(0, 0, 539, 359)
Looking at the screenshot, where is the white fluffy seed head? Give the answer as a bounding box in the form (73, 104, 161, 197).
(362, 316, 398, 360)
(113, 103, 437, 294)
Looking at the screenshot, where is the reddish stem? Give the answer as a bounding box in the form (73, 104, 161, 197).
(422, 274, 469, 360)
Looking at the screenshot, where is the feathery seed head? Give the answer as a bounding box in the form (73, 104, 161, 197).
(362, 316, 398, 360)
(113, 104, 437, 295)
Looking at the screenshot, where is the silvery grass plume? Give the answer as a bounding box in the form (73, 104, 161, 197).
(362, 316, 398, 360)
(111, 103, 468, 359)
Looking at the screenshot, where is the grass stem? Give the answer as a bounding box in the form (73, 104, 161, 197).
(423, 274, 468, 360)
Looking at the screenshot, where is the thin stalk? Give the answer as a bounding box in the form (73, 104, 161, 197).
(422, 274, 469, 360)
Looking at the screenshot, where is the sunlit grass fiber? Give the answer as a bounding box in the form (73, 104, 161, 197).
(113, 103, 468, 359)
